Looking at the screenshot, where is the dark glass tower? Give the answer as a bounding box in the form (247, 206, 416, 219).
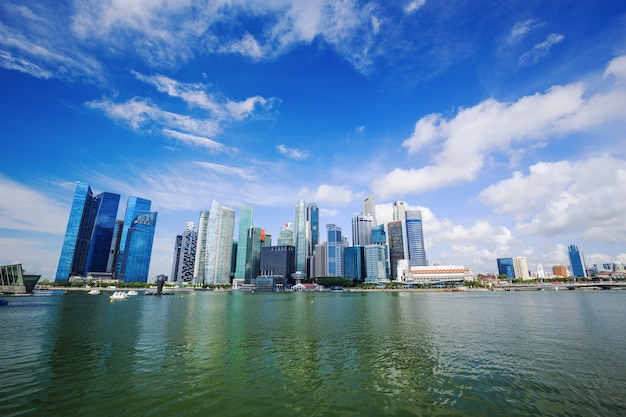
(307, 203, 319, 256)
(568, 244, 588, 278)
(85, 192, 120, 274)
(344, 245, 364, 281)
(326, 224, 343, 277)
(497, 258, 515, 279)
(55, 182, 99, 280)
(118, 211, 157, 282)
(116, 196, 152, 278)
(387, 221, 404, 280)
(405, 210, 427, 267)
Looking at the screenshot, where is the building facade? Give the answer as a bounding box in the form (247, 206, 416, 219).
(259, 245, 295, 278)
(364, 244, 387, 282)
(234, 206, 254, 280)
(405, 210, 427, 267)
(293, 200, 307, 274)
(512, 256, 530, 280)
(85, 192, 120, 274)
(497, 258, 515, 279)
(171, 222, 197, 283)
(568, 244, 588, 278)
(326, 224, 343, 277)
(344, 245, 365, 281)
(363, 194, 377, 226)
(387, 221, 405, 280)
(352, 213, 373, 247)
(118, 211, 157, 282)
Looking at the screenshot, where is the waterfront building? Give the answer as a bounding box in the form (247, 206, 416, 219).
(364, 244, 387, 282)
(278, 223, 294, 246)
(115, 196, 152, 278)
(259, 245, 295, 279)
(0, 264, 40, 294)
(106, 220, 124, 275)
(405, 210, 427, 267)
(552, 264, 568, 278)
(234, 206, 254, 280)
(118, 211, 157, 282)
(388, 221, 405, 280)
(363, 194, 377, 226)
(245, 227, 265, 284)
(56, 182, 99, 280)
(307, 203, 319, 256)
(403, 265, 474, 285)
(171, 222, 197, 283)
(193, 210, 210, 283)
(393, 200, 407, 222)
(344, 246, 365, 281)
(537, 264, 546, 280)
(194, 202, 235, 286)
(352, 213, 373, 246)
(85, 192, 120, 274)
(326, 224, 343, 277)
(568, 244, 588, 278)
(314, 242, 327, 278)
(497, 258, 515, 279)
(512, 256, 530, 280)
(294, 200, 307, 274)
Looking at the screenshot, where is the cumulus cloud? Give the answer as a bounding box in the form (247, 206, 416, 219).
(372, 55, 626, 200)
(313, 184, 355, 206)
(404, 0, 426, 14)
(277, 144, 310, 160)
(518, 33, 564, 67)
(480, 155, 626, 241)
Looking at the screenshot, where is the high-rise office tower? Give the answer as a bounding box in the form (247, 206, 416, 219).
(393, 200, 407, 222)
(116, 196, 152, 278)
(234, 206, 254, 280)
(194, 210, 210, 283)
(118, 211, 157, 282)
(344, 245, 364, 281)
(107, 220, 124, 274)
(326, 224, 343, 277)
(56, 182, 99, 280)
(352, 213, 373, 247)
(85, 192, 120, 274)
(365, 244, 387, 282)
(497, 258, 515, 279)
(405, 210, 427, 267)
(278, 223, 294, 246)
(307, 203, 319, 257)
(568, 244, 588, 278)
(196, 201, 235, 286)
(387, 221, 405, 280)
(513, 256, 530, 280)
(245, 227, 264, 284)
(171, 222, 197, 283)
(363, 194, 377, 226)
(260, 245, 295, 278)
(314, 242, 327, 278)
(294, 200, 307, 273)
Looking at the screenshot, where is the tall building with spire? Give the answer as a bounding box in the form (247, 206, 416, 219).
(294, 200, 307, 274)
(363, 194, 377, 226)
(234, 206, 254, 280)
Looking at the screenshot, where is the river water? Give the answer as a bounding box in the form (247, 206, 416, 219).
(1, 290, 625, 416)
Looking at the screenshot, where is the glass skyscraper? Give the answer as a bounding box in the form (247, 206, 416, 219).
(235, 206, 254, 280)
(307, 203, 319, 257)
(352, 213, 373, 247)
(171, 222, 197, 283)
(405, 210, 427, 267)
(195, 201, 235, 286)
(363, 194, 377, 226)
(344, 245, 364, 281)
(568, 244, 588, 278)
(245, 227, 264, 284)
(326, 224, 343, 277)
(85, 192, 120, 274)
(294, 200, 307, 274)
(497, 258, 515, 279)
(118, 211, 157, 282)
(56, 182, 99, 280)
(116, 196, 152, 278)
(387, 221, 404, 280)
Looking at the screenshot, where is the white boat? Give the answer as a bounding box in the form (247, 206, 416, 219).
(127, 290, 139, 296)
(110, 291, 128, 300)
(87, 289, 101, 295)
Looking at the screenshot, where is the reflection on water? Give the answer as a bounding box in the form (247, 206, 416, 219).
(1, 291, 625, 416)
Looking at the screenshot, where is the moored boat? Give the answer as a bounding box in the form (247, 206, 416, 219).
(110, 291, 128, 300)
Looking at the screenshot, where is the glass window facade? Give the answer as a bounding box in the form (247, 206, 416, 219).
(497, 258, 515, 279)
(235, 206, 254, 280)
(405, 210, 427, 267)
(85, 192, 120, 274)
(118, 212, 157, 283)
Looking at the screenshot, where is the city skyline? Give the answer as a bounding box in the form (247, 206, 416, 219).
(1, 1, 626, 280)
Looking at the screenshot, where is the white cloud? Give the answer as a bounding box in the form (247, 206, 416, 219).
(313, 184, 355, 206)
(162, 129, 233, 153)
(277, 144, 310, 160)
(508, 19, 543, 43)
(479, 155, 626, 241)
(373, 56, 626, 200)
(404, 0, 426, 15)
(518, 33, 564, 67)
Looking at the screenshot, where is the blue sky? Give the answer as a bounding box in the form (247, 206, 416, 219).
(2, 0, 626, 280)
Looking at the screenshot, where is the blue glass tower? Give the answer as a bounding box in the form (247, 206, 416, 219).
(55, 182, 99, 280)
(497, 258, 515, 279)
(344, 245, 364, 281)
(307, 203, 319, 256)
(116, 196, 151, 278)
(118, 212, 157, 282)
(85, 192, 120, 274)
(326, 224, 343, 277)
(405, 210, 427, 267)
(568, 244, 588, 278)
(235, 206, 254, 280)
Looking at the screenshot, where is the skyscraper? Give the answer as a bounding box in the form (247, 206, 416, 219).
(85, 192, 120, 274)
(294, 200, 307, 273)
(344, 245, 364, 281)
(352, 213, 373, 247)
(194, 210, 211, 284)
(568, 244, 588, 278)
(307, 203, 319, 257)
(405, 210, 427, 267)
(195, 201, 235, 286)
(116, 196, 152, 278)
(393, 200, 407, 222)
(512, 256, 530, 280)
(387, 221, 405, 280)
(56, 182, 99, 280)
(245, 227, 264, 284)
(235, 206, 254, 280)
(364, 244, 387, 282)
(314, 242, 327, 278)
(278, 223, 294, 246)
(326, 224, 343, 277)
(497, 258, 515, 279)
(171, 222, 197, 283)
(363, 194, 377, 226)
(260, 245, 295, 278)
(118, 211, 157, 282)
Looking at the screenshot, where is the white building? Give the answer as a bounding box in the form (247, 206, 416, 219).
(402, 265, 474, 285)
(513, 256, 530, 280)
